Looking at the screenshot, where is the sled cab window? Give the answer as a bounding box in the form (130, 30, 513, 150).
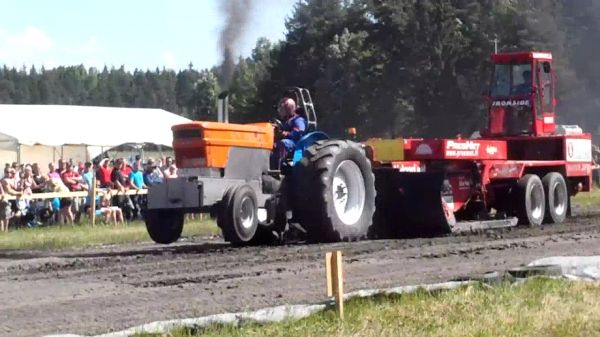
(491, 63, 532, 97)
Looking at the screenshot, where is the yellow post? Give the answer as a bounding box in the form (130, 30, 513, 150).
(89, 176, 97, 226)
(326, 250, 344, 319)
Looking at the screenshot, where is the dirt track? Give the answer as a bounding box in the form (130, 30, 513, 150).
(2, 212, 600, 337)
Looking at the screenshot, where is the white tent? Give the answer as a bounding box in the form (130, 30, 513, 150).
(0, 104, 191, 164)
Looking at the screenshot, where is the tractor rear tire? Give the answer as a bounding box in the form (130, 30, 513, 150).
(294, 140, 376, 242)
(218, 185, 260, 245)
(145, 209, 184, 244)
(515, 174, 545, 227)
(542, 172, 568, 224)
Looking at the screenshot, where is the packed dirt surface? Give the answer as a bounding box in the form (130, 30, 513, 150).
(2, 212, 600, 336)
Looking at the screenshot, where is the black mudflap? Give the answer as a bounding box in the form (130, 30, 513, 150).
(371, 169, 454, 238)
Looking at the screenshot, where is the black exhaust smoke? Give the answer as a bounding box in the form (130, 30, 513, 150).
(217, 0, 254, 91)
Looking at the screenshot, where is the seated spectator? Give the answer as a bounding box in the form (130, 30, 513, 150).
(144, 158, 164, 186)
(93, 192, 124, 226)
(96, 158, 112, 188)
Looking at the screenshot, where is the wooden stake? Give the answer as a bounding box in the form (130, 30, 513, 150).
(90, 176, 97, 227)
(325, 250, 344, 319)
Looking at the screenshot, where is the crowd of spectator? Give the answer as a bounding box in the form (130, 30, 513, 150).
(0, 156, 178, 232)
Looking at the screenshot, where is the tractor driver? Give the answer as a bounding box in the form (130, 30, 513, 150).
(513, 69, 532, 96)
(270, 97, 307, 169)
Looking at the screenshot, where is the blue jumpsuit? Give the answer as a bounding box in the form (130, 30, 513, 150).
(271, 114, 307, 169)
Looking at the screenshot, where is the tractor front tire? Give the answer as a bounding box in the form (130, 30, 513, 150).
(542, 172, 568, 224)
(515, 174, 545, 227)
(294, 140, 376, 242)
(218, 185, 260, 245)
(145, 209, 184, 244)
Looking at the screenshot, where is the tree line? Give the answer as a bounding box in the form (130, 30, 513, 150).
(1, 0, 599, 138)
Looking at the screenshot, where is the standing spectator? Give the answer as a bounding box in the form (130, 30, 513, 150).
(144, 158, 164, 186)
(0, 182, 10, 232)
(47, 178, 73, 225)
(164, 164, 178, 179)
(31, 163, 46, 193)
(19, 166, 41, 227)
(57, 159, 66, 175)
(162, 157, 174, 177)
(128, 163, 147, 220)
(134, 154, 142, 169)
(82, 162, 95, 214)
(128, 163, 147, 190)
(48, 163, 60, 180)
(111, 159, 127, 193)
(62, 162, 86, 223)
(97, 158, 112, 188)
(2, 167, 22, 223)
(120, 158, 133, 187)
(19, 166, 38, 196)
(62, 163, 86, 192)
(11, 162, 22, 186)
(111, 158, 133, 219)
(82, 162, 95, 190)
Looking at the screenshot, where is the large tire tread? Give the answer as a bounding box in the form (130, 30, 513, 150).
(542, 172, 568, 224)
(145, 209, 184, 244)
(515, 174, 545, 227)
(294, 140, 376, 242)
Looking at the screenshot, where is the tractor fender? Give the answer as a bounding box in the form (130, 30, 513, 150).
(292, 131, 329, 165)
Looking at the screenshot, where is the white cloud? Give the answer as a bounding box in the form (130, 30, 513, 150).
(0, 26, 54, 68)
(0, 26, 103, 69)
(163, 51, 176, 70)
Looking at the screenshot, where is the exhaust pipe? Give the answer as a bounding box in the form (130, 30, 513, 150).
(217, 91, 229, 123)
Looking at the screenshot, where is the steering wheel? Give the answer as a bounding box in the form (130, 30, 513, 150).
(271, 118, 283, 130)
(271, 118, 285, 141)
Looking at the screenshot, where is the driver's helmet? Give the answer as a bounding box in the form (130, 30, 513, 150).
(278, 97, 296, 115)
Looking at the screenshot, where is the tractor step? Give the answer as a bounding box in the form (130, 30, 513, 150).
(451, 217, 518, 234)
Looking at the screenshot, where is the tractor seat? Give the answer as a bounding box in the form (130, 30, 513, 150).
(295, 107, 315, 132)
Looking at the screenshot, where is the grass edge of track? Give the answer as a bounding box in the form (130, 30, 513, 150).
(134, 277, 600, 337)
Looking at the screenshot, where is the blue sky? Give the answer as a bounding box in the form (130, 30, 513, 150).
(0, 0, 297, 71)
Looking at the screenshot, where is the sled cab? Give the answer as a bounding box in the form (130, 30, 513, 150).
(486, 51, 556, 137)
(172, 121, 274, 169)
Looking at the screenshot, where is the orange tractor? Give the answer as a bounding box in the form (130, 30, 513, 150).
(145, 87, 376, 244)
(145, 51, 593, 244)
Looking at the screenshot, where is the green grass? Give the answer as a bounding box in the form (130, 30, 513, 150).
(136, 278, 600, 337)
(572, 187, 600, 208)
(0, 218, 220, 251)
